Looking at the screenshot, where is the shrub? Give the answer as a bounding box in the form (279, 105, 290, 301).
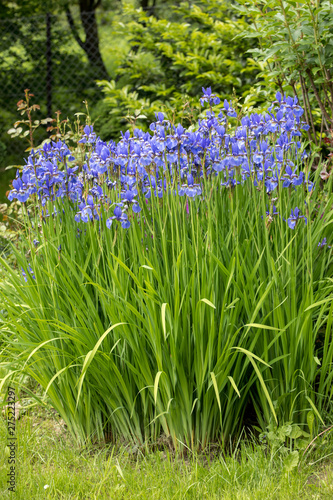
(235, 0, 333, 154)
(96, 0, 261, 138)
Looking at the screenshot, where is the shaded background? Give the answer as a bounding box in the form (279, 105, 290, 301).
(0, 1, 126, 201)
(0, 0, 260, 203)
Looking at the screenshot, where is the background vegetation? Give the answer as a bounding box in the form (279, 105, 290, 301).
(0, 0, 261, 203)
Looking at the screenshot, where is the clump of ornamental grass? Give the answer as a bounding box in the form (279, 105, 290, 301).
(0, 89, 333, 449)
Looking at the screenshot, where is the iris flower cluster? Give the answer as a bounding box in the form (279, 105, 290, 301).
(9, 88, 315, 238)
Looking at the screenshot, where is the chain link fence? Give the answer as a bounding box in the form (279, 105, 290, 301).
(0, 9, 114, 200)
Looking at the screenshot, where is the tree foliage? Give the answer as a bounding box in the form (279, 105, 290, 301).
(236, 0, 333, 153)
(96, 0, 260, 138)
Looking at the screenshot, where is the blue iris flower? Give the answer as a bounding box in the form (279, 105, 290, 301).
(121, 189, 141, 213)
(74, 195, 100, 222)
(8, 172, 31, 202)
(223, 99, 237, 117)
(106, 205, 130, 229)
(318, 238, 331, 249)
(275, 91, 282, 104)
(21, 265, 35, 282)
(287, 207, 307, 229)
(282, 165, 304, 187)
(266, 205, 279, 217)
(200, 87, 220, 106)
(79, 125, 96, 144)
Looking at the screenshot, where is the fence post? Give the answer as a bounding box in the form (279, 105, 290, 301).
(46, 12, 52, 118)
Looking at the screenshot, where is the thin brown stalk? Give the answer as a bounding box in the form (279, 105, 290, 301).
(326, 69, 333, 99)
(319, 97, 325, 147)
(300, 74, 317, 146)
(300, 425, 333, 467)
(291, 82, 301, 105)
(306, 69, 332, 127)
(322, 81, 333, 118)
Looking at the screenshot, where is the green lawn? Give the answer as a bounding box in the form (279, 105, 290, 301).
(1, 404, 333, 499)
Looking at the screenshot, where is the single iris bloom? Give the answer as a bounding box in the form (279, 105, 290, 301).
(287, 207, 307, 229)
(106, 205, 131, 229)
(200, 87, 220, 106)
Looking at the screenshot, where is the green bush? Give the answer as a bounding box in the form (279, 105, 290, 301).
(96, 0, 261, 137)
(235, 0, 333, 153)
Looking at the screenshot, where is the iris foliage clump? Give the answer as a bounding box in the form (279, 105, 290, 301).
(1, 88, 333, 449)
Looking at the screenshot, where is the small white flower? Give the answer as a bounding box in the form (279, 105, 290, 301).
(44, 485, 50, 490)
